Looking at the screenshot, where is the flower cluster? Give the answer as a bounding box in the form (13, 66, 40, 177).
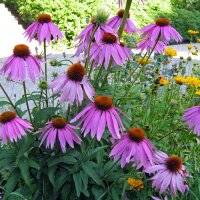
(187, 29, 199, 35)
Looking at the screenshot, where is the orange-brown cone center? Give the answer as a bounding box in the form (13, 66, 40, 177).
(120, 42, 125, 47)
(52, 118, 66, 129)
(13, 44, 30, 57)
(102, 33, 117, 44)
(0, 111, 16, 123)
(166, 156, 182, 173)
(67, 63, 86, 82)
(128, 128, 145, 143)
(117, 9, 130, 18)
(37, 14, 52, 23)
(94, 96, 113, 110)
(155, 18, 170, 26)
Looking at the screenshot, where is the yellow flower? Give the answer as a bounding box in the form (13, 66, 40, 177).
(197, 38, 200, 43)
(136, 57, 152, 65)
(185, 76, 200, 88)
(174, 76, 187, 85)
(187, 29, 199, 35)
(187, 45, 193, 50)
(158, 76, 169, 86)
(127, 178, 144, 191)
(192, 51, 198, 55)
(195, 90, 200, 96)
(164, 47, 177, 57)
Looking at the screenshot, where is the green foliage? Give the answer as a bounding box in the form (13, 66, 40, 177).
(2, 0, 200, 44)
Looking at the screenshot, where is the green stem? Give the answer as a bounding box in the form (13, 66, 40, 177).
(88, 60, 94, 78)
(117, 0, 133, 39)
(94, 63, 104, 87)
(85, 25, 99, 70)
(66, 105, 71, 121)
(43, 39, 48, 107)
(23, 82, 34, 127)
(0, 83, 20, 116)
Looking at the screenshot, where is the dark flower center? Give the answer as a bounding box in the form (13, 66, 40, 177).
(37, 14, 52, 23)
(166, 156, 182, 173)
(94, 96, 113, 110)
(102, 33, 117, 44)
(52, 118, 66, 129)
(117, 9, 130, 18)
(120, 42, 125, 47)
(128, 128, 145, 143)
(0, 111, 16, 123)
(13, 44, 30, 57)
(67, 63, 86, 82)
(155, 18, 170, 26)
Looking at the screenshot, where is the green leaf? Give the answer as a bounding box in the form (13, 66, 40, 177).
(54, 171, 68, 192)
(0, 100, 10, 107)
(5, 169, 21, 192)
(73, 173, 82, 197)
(18, 159, 31, 188)
(48, 155, 77, 167)
(80, 170, 88, 190)
(48, 166, 56, 187)
(88, 145, 108, 159)
(15, 94, 44, 106)
(82, 161, 102, 185)
(27, 159, 40, 170)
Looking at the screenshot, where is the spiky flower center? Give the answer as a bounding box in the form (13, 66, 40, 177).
(94, 96, 113, 110)
(37, 14, 52, 23)
(52, 118, 66, 129)
(67, 63, 86, 82)
(117, 9, 130, 18)
(128, 128, 145, 143)
(120, 42, 125, 47)
(155, 18, 170, 26)
(0, 111, 16, 123)
(166, 156, 182, 173)
(102, 33, 117, 44)
(13, 44, 30, 57)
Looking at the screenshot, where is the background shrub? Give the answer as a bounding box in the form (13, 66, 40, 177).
(1, 0, 200, 44)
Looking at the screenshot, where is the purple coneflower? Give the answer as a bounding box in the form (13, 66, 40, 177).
(140, 18, 182, 44)
(70, 95, 125, 140)
(182, 105, 200, 136)
(49, 63, 95, 105)
(146, 151, 189, 195)
(0, 111, 32, 144)
(90, 33, 131, 69)
(110, 128, 156, 169)
(24, 14, 63, 44)
(74, 17, 115, 57)
(39, 117, 81, 153)
(108, 9, 137, 35)
(0, 44, 42, 83)
(137, 37, 165, 54)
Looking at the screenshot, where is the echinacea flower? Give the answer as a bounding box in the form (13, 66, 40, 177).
(140, 18, 182, 44)
(70, 95, 125, 140)
(137, 37, 165, 54)
(0, 44, 42, 83)
(146, 152, 189, 195)
(74, 13, 114, 57)
(182, 105, 200, 136)
(24, 14, 63, 44)
(90, 33, 131, 68)
(49, 63, 95, 105)
(39, 117, 81, 153)
(0, 111, 32, 144)
(110, 128, 157, 169)
(108, 9, 137, 35)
